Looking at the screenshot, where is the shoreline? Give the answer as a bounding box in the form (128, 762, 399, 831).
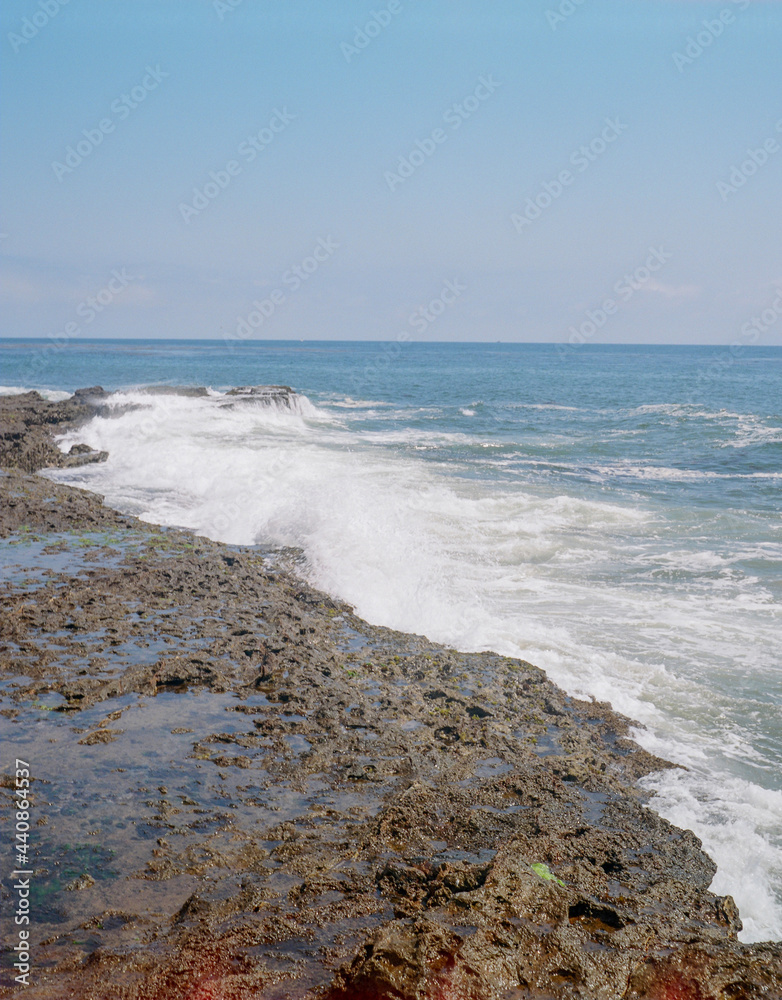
(1, 389, 780, 998)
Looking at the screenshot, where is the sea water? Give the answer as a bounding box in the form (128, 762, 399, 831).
(2, 338, 780, 942)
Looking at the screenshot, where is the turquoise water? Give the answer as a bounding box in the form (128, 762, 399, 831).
(2, 338, 781, 940)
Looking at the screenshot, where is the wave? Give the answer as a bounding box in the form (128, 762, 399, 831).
(721, 419, 782, 450)
(632, 403, 747, 418)
(587, 463, 782, 481)
(642, 765, 782, 944)
(91, 385, 328, 420)
(323, 397, 395, 409)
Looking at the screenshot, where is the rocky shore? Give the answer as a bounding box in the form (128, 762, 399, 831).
(1, 390, 780, 999)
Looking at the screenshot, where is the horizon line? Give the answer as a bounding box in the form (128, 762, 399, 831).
(2, 337, 782, 349)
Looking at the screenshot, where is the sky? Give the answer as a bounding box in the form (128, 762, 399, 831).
(1, 0, 781, 345)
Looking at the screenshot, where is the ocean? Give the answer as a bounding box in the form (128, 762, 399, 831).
(2, 337, 781, 942)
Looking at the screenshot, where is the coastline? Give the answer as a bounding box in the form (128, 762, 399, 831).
(1, 390, 780, 998)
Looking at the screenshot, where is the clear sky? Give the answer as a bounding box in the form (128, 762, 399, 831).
(1, 0, 781, 344)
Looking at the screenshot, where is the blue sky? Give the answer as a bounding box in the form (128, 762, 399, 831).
(1, 0, 781, 344)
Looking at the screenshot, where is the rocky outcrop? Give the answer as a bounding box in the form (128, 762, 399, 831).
(225, 384, 294, 401)
(221, 384, 297, 408)
(0, 388, 107, 473)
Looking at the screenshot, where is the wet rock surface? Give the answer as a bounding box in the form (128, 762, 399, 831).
(225, 385, 295, 402)
(0, 394, 780, 998)
(0, 390, 108, 473)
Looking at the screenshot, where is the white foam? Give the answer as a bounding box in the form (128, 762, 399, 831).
(632, 403, 745, 419)
(324, 397, 394, 409)
(641, 767, 782, 942)
(723, 417, 782, 449)
(626, 404, 782, 449)
(0, 385, 73, 401)
(506, 402, 582, 412)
